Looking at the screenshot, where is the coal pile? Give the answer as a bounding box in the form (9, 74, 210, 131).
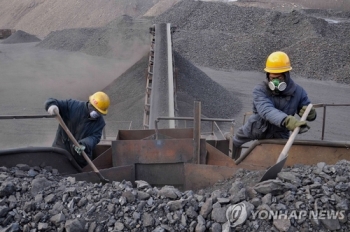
(1, 160, 350, 231)
(102, 56, 148, 129)
(36, 15, 152, 60)
(102, 51, 240, 130)
(154, 1, 350, 84)
(175, 51, 240, 118)
(1, 30, 41, 44)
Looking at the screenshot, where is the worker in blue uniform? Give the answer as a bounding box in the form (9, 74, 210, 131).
(230, 51, 317, 159)
(45, 91, 110, 167)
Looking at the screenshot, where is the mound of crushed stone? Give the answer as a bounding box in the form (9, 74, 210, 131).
(102, 52, 240, 129)
(36, 28, 98, 52)
(154, 1, 350, 84)
(0, 0, 164, 38)
(1, 159, 350, 231)
(174, 52, 240, 118)
(36, 15, 152, 60)
(102, 56, 148, 129)
(1, 30, 41, 44)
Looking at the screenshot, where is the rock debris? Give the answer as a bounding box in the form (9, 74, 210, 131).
(2, 160, 350, 231)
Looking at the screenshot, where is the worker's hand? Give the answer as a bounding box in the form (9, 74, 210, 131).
(298, 105, 316, 121)
(73, 144, 86, 155)
(224, 132, 232, 140)
(284, 115, 310, 134)
(47, 105, 59, 115)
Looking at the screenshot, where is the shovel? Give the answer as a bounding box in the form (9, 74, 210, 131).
(259, 103, 313, 182)
(53, 108, 110, 183)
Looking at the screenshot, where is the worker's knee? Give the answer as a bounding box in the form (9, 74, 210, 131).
(233, 126, 254, 147)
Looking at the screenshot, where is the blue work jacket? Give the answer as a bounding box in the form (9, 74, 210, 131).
(242, 72, 312, 139)
(45, 98, 105, 167)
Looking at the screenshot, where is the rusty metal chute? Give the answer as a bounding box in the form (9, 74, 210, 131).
(0, 147, 82, 174)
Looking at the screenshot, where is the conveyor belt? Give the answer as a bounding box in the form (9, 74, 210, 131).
(143, 23, 176, 129)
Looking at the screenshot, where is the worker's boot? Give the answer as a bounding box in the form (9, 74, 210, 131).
(232, 145, 242, 160)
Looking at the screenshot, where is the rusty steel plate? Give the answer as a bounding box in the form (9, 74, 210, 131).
(116, 128, 193, 140)
(240, 140, 350, 170)
(93, 144, 112, 158)
(135, 163, 184, 189)
(184, 163, 239, 191)
(206, 143, 237, 167)
(71, 165, 135, 183)
(117, 130, 156, 140)
(112, 139, 195, 166)
(135, 163, 240, 191)
(83, 147, 113, 172)
(206, 140, 230, 156)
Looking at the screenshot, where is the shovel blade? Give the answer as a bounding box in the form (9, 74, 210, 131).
(259, 156, 287, 182)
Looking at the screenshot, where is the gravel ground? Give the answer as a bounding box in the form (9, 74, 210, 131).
(154, 1, 350, 84)
(2, 159, 350, 231)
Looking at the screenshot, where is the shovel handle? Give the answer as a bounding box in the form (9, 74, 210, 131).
(53, 108, 109, 182)
(276, 104, 313, 163)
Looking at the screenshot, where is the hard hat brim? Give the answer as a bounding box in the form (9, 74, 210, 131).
(264, 67, 292, 73)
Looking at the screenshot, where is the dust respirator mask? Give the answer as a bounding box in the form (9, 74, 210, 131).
(268, 79, 287, 91)
(89, 110, 100, 119)
(88, 103, 101, 119)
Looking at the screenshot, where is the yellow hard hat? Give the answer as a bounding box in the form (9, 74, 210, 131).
(89, 91, 110, 115)
(264, 51, 292, 73)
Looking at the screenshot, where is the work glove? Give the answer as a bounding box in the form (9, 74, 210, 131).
(298, 105, 316, 121)
(73, 144, 86, 155)
(47, 105, 59, 115)
(224, 132, 232, 140)
(284, 115, 310, 134)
